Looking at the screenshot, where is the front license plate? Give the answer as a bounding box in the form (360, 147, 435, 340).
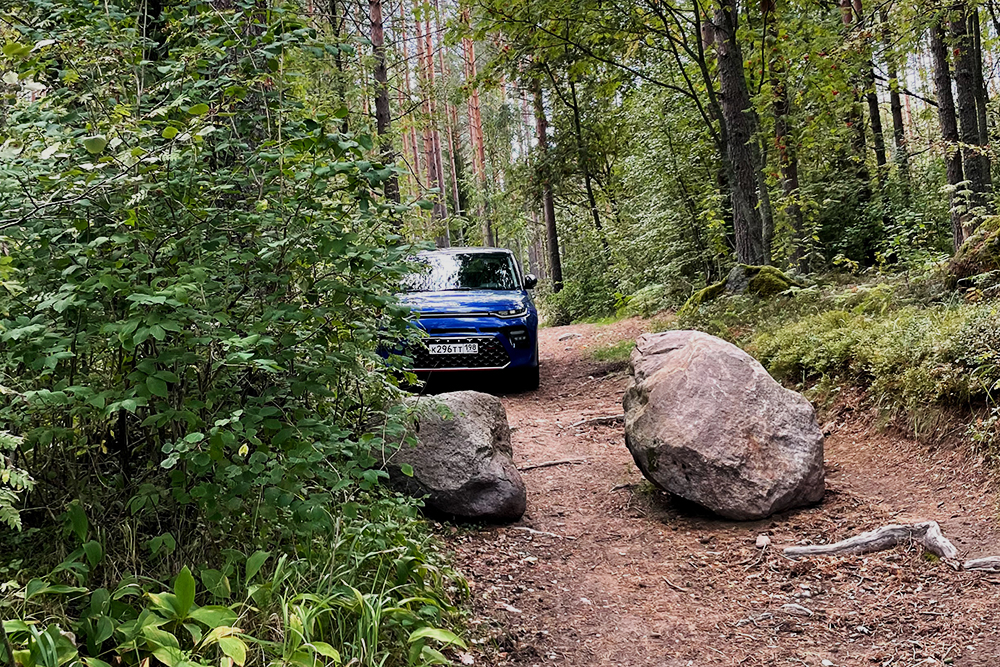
(428, 343, 478, 355)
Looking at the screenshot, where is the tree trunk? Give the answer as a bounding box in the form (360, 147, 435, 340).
(714, 0, 764, 265)
(568, 79, 608, 250)
(532, 79, 563, 292)
(839, 0, 872, 202)
(757, 138, 774, 265)
(930, 20, 967, 250)
(973, 11, 991, 152)
(952, 1, 993, 224)
(399, 0, 422, 193)
(764, 0, 805, 270)
(329, 0, 349, 132)
(882, 10, 909, 195)
(369, 0, 399, 204)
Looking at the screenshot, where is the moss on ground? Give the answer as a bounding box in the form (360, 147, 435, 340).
(746, 265, 804, 297)
(677, 265, 802, 317)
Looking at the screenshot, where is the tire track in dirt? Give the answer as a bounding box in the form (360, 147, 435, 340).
(447, 320, 1000, 666)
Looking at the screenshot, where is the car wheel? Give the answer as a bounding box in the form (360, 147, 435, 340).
(512, 364, 539, 392)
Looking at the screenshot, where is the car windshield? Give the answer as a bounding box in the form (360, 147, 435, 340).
(404, 252, 520, 292)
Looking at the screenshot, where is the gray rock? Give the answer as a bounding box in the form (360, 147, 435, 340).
(388, 391, 526, 522)
(623, 331, 824, 520)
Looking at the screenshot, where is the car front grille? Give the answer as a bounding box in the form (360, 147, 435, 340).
(411, 336, 511, 370)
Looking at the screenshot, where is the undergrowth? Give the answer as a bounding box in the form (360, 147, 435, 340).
(671, 272, 1000, 456)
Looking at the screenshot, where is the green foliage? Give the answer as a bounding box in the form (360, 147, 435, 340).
(0, 1, 465, 665)
(0, 431, 33, 530)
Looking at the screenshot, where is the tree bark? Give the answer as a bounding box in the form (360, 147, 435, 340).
(399, 1, 422, 191)
(764, 0, 805, 270)
(973, 11, 991, 152)
(329, 0, 349, 132)
(369, 0, 399, 204)
(930, 20, 967, 251)
(568, 79, 607, 249)
(714, 0, 765, 265)
(882, 10, 909, 195)
(532, 79, 563, 292)
(839, 0, 872, 202)
(952, 1, 993, 223)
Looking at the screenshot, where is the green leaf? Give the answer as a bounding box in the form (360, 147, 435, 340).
(245, 551, 269, 581)
(82, 136, 108, 154)
(83, 540, 103, 567)
(400, 463, 414, 477)
(161, 126, 179, 139)
(66, 501, 88, 542)
(147, 376, 168, 398)
(218, 636, 247, 666)
(188, 103, 210, 115)
(173, 566, 196, 619)
(82, 658, 113, 667)
(187, 606, 237, 629)
(151, 646, 186, 667)
(201, 569, 231, 599)
(408, 626, 467, 649)
(310, 642, 341, 663)
(142, 624, 180, 649)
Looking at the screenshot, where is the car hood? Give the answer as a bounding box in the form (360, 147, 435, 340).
(401, 290, 530, 316)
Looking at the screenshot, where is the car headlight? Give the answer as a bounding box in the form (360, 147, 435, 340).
(492, 308, 528, 318)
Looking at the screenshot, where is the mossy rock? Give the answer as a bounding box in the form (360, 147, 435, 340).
(678, 265, 803, 317)
(948, 216, 1000, 288)
(746, 265, 804, 297)
(677, 280, 726, 318)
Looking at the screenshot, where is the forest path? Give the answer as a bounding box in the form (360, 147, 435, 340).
(448, 319, 1000, 667)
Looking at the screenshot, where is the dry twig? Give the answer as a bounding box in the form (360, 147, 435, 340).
(519, 458, 589, 471)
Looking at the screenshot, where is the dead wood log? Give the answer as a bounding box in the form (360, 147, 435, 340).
(510, 526, 575, 540)
(783, 521, 959, 560)
(570, 414, 624, 428)
(963, 556, 1000, 572)
(518, 457, 588, 471)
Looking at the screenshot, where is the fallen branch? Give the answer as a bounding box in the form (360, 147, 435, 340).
(662, 576, 689, 593)
(610, 482, 640, 492)
(510, 526, 576, 540)
(963, 556, 1000, 572)
(570, 414, 624, 428)
(518, 458, 588, 471)
(783, 521, 959, 560)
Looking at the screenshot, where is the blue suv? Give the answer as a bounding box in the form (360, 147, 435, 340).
(400, 248, 540, 390)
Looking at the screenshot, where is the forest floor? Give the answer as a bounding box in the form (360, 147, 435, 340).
(445, 318, 1000, 667)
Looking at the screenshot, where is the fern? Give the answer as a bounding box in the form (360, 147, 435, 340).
(0, 432, 32, 530)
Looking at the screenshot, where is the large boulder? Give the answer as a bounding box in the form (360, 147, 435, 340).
(623, 331, 824, 520)
(388, 391, 526, 522)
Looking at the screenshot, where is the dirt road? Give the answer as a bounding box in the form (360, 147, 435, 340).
(448, 320, 1000, 667)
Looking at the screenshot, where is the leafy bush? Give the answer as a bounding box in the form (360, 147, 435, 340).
(0, 1, 465, 664)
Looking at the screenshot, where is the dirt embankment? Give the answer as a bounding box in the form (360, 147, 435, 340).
(446, 319, 1000, 667)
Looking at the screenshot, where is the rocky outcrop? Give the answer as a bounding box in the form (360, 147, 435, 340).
(388, 391, 526, 522)
(623, 331, 824, 520)
(948, 216, 1000, 288)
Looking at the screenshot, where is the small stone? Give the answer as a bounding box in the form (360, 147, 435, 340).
(558, 332, 582, 341)
(755, 534, 771, 548)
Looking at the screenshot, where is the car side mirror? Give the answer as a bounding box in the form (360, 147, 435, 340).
(524, 274, 538, 289)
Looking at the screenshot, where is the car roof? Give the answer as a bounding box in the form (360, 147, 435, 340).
(418, 247, 514, 255)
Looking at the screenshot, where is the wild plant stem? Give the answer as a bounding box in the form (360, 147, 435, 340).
(0, 613, 16, 667)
